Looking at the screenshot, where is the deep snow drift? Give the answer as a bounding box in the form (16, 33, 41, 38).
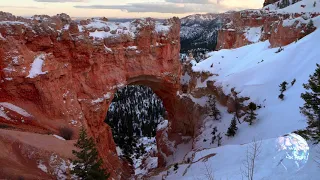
(150, 18, 320, 180)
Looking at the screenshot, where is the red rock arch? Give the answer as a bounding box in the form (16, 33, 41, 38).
(0, 12, 187, 178)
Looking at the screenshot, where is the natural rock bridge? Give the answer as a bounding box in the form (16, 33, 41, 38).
(0, 12, 201, 178)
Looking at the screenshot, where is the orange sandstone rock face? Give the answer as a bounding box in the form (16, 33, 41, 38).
(216, 10, 319, 50)
(0, 12, 184, 179)
(0, 129, 76, 179)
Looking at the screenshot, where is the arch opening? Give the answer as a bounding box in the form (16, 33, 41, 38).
(104, 84, 167, 175)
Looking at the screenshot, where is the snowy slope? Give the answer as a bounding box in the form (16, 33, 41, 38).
(152, 134, 316, 180)
(151, 15, 320, 180)
(191, 18, 320, 144)
(265, 0, 320, 13)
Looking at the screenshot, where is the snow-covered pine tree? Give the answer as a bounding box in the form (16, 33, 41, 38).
(300, 64, 320, 142)
(244, 102, 258, 125)
(226, 114, 238, 137)
(207, 95, 221, 120)
(72, 127, 110, 179)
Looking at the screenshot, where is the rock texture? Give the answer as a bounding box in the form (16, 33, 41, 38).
(0, 12, 187, 179)
(0, 129, 75, 179)
(216, 0, 319, 50)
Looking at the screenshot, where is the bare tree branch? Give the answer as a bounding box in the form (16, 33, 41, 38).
(241, 138, 262, 180)
(203, 160, 215, 180)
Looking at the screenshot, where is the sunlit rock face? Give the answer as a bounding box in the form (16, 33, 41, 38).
(0, 11, 184, 179)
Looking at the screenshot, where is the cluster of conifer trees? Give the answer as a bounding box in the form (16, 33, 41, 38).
(105, 85, 165, 162)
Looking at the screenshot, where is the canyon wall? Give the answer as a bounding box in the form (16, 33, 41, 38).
(216, 3, 318, 50)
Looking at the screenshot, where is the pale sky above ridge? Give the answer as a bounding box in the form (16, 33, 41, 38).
(0, 0, 264, 19)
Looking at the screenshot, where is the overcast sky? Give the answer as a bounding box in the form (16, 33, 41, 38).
(0, 0, 264, 18)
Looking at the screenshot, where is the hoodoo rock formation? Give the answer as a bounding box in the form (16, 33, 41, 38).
(0, 11, 197, 179)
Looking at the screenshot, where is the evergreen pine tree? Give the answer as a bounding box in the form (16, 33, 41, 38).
(279, 81, 288, 100)
(211, 126, 218, 144)
(226, 114, 238, 137)
(217, 133, 222, 147)
(279, 81, 288, 93)
(244, 102, 258, 125)
(72, 127, 110, 180)
(300, 64, 320, 142)
(207, 95, 221, 120)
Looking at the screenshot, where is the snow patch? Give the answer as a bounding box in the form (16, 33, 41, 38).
(89, 30, 111, 39)
(180, 73, 191, 85)
(53, 135, 66, 141)
(0, 102, 32, 117)
(91, 93, 112, 104)
(157, 120, 168, 131)
(0, 107, 10, 120)
(244, 26, 262, 43)
(0, 33, 5, 40)
(37, 161, 48, 173)
(0, 21, 28, 26)
(104, 45, 112, 52)
(155, 22, 171, 33)
(127, 46, 138, 50)
(27, 54, 48, 78)
(116, 146, 123, 156)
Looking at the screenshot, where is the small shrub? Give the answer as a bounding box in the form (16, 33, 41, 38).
(279, 81, 288, 93)
(275, 47, 284, 53)
(0, 124, 11, 129)
(279, 93, 285, 100)
(59, 126, 74, 140)
(174, 163, 179, 171)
